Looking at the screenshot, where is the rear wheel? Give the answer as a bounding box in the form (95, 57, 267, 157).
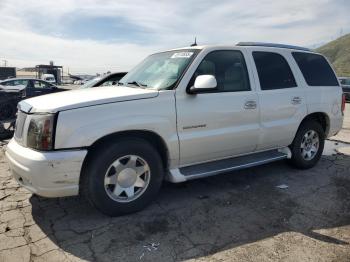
(81, 138, 164, 216)
(289, 121, 325, 169)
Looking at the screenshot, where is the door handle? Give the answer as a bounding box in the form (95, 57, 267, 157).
(291, 96, 302, 105)
(244, 100, 257, 109)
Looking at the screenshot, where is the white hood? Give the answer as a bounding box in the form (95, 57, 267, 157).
(20, 86, 159, 113)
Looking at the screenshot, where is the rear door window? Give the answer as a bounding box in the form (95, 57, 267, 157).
(292, 52, 339, 86)
(253, 51, 297, 90)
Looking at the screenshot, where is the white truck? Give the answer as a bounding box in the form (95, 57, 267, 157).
(6, 43, 345, 216)
(41, 74, 56, 84)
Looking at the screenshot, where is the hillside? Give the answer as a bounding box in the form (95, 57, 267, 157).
(316, 33, 350, 76)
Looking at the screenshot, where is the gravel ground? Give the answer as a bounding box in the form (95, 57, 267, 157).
(0, 107, 349, 262)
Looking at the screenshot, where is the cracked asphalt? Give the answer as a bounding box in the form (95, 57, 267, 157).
(0, 106, 350, 262)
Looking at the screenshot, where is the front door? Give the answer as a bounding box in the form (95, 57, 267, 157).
(176, 50, 260, 166)
(31, 80, 54, 97)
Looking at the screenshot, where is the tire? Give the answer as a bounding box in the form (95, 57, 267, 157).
(0, 102, 16, 120)
(289, 120, 325, 169)
(0, 129, 14, 140)
(0, 120, 15, 140)
(81, 138, 164, 216)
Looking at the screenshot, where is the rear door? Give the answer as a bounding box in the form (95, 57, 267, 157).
(292, 52, 343, 136)
(176, 49, 260, 166)
(249, 50, 307, 150)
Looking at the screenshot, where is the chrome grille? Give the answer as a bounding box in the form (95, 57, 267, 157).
(14, 111, 27, 140)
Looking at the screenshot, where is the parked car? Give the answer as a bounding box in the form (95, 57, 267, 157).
(0, 79, 69, 140)
(80, 72, 127, 89)
(41, 74, 56, 84)
(6, 43, 344, 216)
(339, 77, 350, 101)
(0, 86, 22, 139)
(0, 78, 68, 98)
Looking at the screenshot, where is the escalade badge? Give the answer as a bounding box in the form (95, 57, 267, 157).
(183, 124, 207, 130)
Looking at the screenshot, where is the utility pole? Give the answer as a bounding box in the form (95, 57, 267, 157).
(2, 60, 8, 67)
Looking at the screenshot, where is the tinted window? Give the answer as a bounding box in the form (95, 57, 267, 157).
(190, 50, 250, 92)
(3, 79, 28, 86)
(2, 80, 14, 86)
(33, 80, 51, 89)
(100, 75, 125, 86)
(253, 51, 297, 90)
(13, 80, 28, 86)
(292, 52, 339, 86)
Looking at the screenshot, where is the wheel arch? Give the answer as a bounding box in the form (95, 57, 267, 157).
(298, 112, 330, 137)
(80, 130, 170, 188)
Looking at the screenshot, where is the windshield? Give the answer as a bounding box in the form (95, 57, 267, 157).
(119, 49, 199, 90)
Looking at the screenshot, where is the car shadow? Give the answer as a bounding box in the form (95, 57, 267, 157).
(30, 151, 350, 261)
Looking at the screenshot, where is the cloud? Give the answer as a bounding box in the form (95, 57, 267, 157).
(0, 28, 158, 74)
(0, 0, 349, 74)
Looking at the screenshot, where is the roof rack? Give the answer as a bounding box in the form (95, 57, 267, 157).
(236, 42, 311, 52)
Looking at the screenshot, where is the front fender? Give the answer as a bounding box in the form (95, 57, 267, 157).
(54, 92, 178, 163)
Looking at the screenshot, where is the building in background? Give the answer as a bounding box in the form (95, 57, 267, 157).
(36, 61, 63, 84)
(0, 67, 16, 80)
(16, 67, 37, 79)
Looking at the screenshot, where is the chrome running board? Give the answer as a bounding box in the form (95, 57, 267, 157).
(167, 148, 290, 183)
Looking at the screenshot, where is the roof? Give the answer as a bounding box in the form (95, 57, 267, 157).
(0, 77, 37, 81)
(0, 78, 57, 85)
(236, 42, 311, 51)
(170, 42, 312, 52)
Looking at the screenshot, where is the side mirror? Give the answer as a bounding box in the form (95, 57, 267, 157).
(189, 75, 217, 94)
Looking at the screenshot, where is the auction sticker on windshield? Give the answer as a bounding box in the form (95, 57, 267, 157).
(171, 52, 194, 59)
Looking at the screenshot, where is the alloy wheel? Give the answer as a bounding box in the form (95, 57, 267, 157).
(104, 155, 151, 203)
(300, 130, 319, 161)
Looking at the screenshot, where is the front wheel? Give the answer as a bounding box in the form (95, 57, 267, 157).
(289, 121, 325, 169)
(81, 138, 164, 216)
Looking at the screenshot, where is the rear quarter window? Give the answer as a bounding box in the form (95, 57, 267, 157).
(292, 52, 339, 86)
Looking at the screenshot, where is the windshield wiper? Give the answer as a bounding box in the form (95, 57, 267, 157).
(127, 81, 147, 88)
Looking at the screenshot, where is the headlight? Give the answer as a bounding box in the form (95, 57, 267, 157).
(27, 114, 55, 151)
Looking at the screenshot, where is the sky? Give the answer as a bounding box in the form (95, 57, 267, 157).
(0, 0, 349, 74)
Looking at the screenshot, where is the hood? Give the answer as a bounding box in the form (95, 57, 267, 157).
(20, 86, 159, 113)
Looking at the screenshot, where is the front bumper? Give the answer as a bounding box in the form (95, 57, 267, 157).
(5, 139, 87, 197)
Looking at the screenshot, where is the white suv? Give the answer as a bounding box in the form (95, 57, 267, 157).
(6, 43, 345, 216)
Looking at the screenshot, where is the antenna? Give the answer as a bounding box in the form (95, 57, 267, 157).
(191, 37, 197, 46)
